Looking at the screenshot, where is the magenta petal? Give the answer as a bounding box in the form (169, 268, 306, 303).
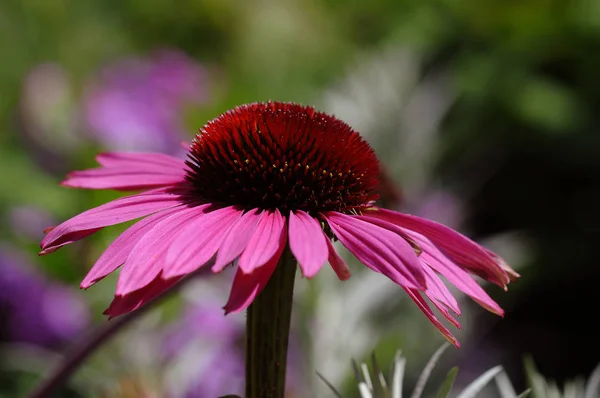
(39, 228, 102, 255)
(104, 273, 182, 318)
(238, 210, 286, 274)
(212, 209, 261, 273)
(223, 241, 285, 314)
(40, 189, 181, 254)
(325, 237, 351, 281)
(63, 169, 185, 190)
(115, 206, 206, 295)
(323, 212, 426, 290)
(288, 211, 328, 278)
(365, 208, 509, 287)
(421, 265, 461, 315)
(80, 206, 183, 289)
(403, 288, 460, 348)
(163, 206, 242, 278)
(427, 294, 461, 330)
(403, 229, 504, 316)
(64, 152, 186, 191)
(96, 152, 185, 171)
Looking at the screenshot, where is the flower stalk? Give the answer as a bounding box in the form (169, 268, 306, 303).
(245, 248, 297, 398)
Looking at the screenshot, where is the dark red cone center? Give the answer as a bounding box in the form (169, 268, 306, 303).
(185, 102, 380, 215)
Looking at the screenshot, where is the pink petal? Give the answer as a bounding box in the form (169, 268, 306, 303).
(104, 273, 182, 318)
(427, 295, 461, 330)
(96, 152, 185, 171)
(116, 206, 207, 295)
(323, 212, 426, 290)
(39, 228, 102, 255)
(421, 265, 461, 315)
(223, 238, 286, 314)
(63, 169, 185, 190)
(163, 206, 242, 278)
(404, 288, 460, 348)
(288, 211, 328, 278)
(40, 189, 181, 254)
(212, 209, 261, 273)
(365, 208, 510, 287)
(403, 229, 504, 316)
(325, 238, 351, 281)
(238, 210, 286, 274)
(80, 206, 183, 289)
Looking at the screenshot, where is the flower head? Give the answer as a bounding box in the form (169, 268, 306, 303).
(40, 101, 518, 345)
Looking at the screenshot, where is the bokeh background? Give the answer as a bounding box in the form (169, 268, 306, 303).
(1, 0, 599, 397)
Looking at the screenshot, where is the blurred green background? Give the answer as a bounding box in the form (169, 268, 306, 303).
(1, 0, 599, 397)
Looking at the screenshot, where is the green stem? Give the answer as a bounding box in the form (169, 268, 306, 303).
(246, 249, 297, 398)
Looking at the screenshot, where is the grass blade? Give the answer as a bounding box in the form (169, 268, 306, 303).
(435, 367, 459, 398)
(456, 365, 503, 398)
(371, 352, 390, 398)
(316, 371, 344, 398)
(391, 351, 406, 398)
(495, 369, 517, 398)
(410, 343, 450, 398)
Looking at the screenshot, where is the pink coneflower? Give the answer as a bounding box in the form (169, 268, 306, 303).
(40, 101, 518, 345)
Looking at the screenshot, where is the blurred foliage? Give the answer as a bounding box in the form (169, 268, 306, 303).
(0, 0, 599, 396)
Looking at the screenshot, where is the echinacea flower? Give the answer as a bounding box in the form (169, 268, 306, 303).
(40, 101, 518, 345)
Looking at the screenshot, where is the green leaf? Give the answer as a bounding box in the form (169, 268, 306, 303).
(371, 352, 390, 398)
(410, 343, 450, 398)
(456, 365, 503, 398)
(524, 355, 547, 397)
(434, 367, 459, 398)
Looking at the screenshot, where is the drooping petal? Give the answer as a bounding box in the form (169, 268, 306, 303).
(212, 209, 261, 273)
(323, 212, 426, 290)
(80, 206, 183, 289)
(325, 237, 351, 281)
(403, 229, 504, 316)
(116, 206, 207, 295)
(223, 238, 286, 314)
(40, 189, 181, 254)
(63, 169, 185, 190)
(288, 210, 328, 278)
(104, 273, 182, 318)
(364, 208, 510, 287)
(163, 206, 242, 278)
(427, 295, 461, 330)
(238, 209, 286, 274)
(421, 265, 461, 315)
(403, 288, 460, 348)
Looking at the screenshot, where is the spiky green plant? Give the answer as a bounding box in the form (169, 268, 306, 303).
(318, 343, 531, 398)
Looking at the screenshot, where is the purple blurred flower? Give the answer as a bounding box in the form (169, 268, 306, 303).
(0, 247, 89, 347)
(163, 301, 245, 397)
(83, 50, 208, 153)
(162, 297, 303, 397)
